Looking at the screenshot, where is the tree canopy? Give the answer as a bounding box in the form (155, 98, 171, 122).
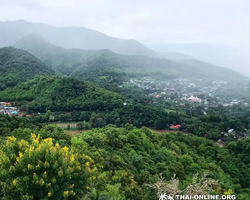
(0, 76, 124, 113)
(0, 47, 55, 90)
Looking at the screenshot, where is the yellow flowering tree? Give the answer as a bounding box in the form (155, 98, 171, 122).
(0, 134, 95, 200)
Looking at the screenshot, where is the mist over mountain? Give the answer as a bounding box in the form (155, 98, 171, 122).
(13, 35, 247, 83)
(158, 52, 195, 60)
(2, 20, 248, 79)
(1, 19, 248, 83)
(147, 43, 250, 76)
(0, 20, 203, 62)
(0, 20, 159, 57)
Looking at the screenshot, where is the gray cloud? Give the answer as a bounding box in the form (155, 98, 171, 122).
(0, 0, 249, 46)
(0, 0, 44, 10)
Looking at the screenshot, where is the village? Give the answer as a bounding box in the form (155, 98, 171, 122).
(0, 102, 22, 117)
(122, 77, 249, 108)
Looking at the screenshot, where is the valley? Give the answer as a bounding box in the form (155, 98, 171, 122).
(0, 19, 250, 200)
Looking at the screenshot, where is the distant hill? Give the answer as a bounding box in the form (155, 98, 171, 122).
(0, 20, 159, 57)
(0, 46, 55, 90)
(0, 76, 124, 113)
(13, 36, 248, 83)
(4, 20, 247, 78)
(147, 43, 250, 77)
(14, 34, 91, 75)
(14, 36, 202, 80)
(13, 35, 183, 78)
(158, 52, 195, 60)
(177, 59, 245, 81)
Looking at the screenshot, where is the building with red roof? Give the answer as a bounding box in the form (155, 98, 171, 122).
(170, 124, 181, 129)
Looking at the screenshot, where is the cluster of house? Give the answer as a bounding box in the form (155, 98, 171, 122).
(216, 98, 249, 107)
(126, 78, 189, 91)
(123, 78, 250, 109)
(0, 102, 21, 116)
(217, 128, 249, 145)
(124, 78, 213, 101)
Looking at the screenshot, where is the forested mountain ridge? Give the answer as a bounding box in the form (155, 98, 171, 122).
(0, 76, 124, 113)
(13, 35, 248, 83)
(0, 20, 159, 57)
(2, 20, 248, 81)
(0, 46, 55, 90)
(14, 34, 97, 76)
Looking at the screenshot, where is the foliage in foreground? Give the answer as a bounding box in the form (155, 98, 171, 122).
(0, 134, 95, 200)
(0, 125, 250, 199)
(146, 173, 222, 197)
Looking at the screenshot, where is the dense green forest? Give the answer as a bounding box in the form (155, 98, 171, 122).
(0, 76, 183, 130)
(0, 47, 55, 90)
(2, 75, 250, 141)
(24, 102, 250, 141)
(0, 76, 124, 113)
(0, 121, 249, 199)
(2, 74, 250, 142)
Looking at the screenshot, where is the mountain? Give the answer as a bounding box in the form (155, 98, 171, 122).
(0, 76, 124, 113)
(0, 46, 55, 90)
(177, 59, 244, 81)
(0, 20, 158, 57)
(13, 34, 112, 76)
(158, 52, 195, 60)
(14, 34, 91, 75)
(13, 35, 248, 83)
(4, 20, 247, 78)
(13, 35, 185, 78)
(147, 43, 250, 76)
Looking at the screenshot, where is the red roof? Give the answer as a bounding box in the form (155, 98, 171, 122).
(170, 124, 181, 129)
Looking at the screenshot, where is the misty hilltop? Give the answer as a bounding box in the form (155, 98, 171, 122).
(1, 20, 248, 81)
(13, 35, 248, 83)
(0, 20, 159, 57)
(1, 20, 198, 61)
(147, 43, 250, 76)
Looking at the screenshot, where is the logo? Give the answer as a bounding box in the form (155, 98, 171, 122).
(159, 193, 174, 200)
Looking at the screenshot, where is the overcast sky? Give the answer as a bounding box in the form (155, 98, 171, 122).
(0, 0, 249, 46)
